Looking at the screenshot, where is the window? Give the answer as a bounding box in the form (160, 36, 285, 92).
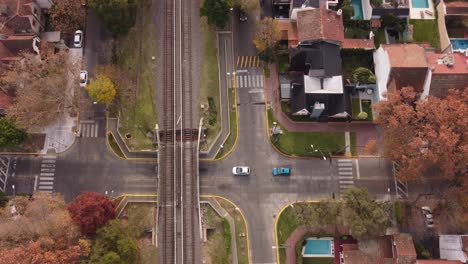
(32, 19, 36, 26)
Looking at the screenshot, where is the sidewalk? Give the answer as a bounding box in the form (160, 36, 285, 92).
(40, 112, 77, 154)
(107, 118, 158, 160)
(265, 64, 379, 151)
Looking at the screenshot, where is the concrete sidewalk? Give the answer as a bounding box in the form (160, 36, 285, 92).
(107, 118, 158, 160)
(265, 64, 380, 152)
(40, 113, 78, 154)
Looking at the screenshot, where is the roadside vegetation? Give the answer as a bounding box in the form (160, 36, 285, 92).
(267, 110, 348, 157)
(215, 88, 238, 159)
(199, 15, 221, 151)
(202, 203, 232, 264)
(107, 133, 126, 159)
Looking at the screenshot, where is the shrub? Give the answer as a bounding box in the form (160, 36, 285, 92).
(394, 201, 403, 224)
(352, 67, 376, 84)
(357, 112, 369, 120)
(0, 118, 27, 147)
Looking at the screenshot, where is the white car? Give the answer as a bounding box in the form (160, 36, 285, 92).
(79, 70, 88, 87)
(74, 30, 83, 48)
(421, 206, 434, 228)
(232, 166, 250, 176)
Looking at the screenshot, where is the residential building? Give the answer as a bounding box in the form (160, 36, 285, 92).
(0, 0, 47, 35)
(425, 52, 468, 98)
(439, 235, 468, 263)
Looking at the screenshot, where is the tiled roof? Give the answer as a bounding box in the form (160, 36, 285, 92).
(382, 44, 429, 68)
(0, 0, 34, 34)
(417, 260, 463, 264)
(445, 1, 468, 15)
(342, 38, 375, 50)
(393, 233, 417, 257)
(342, 250, 396, 264)
(426, 52, 468, 74)
(390, 66, 428, 93)
(296, 8, 344, 42)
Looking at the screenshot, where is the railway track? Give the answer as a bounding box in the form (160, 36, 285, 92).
(157, 0, 201, 262)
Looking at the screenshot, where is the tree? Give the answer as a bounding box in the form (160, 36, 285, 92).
(200, 0, 230, 29)
(341, 0, 354, 21)
(381, 13, 406, 33)
(234, 0, 258, 12)
(352, 67, 376, 84)
(67, 192, 116, 236)
(1, 51, 79, 129)
(0, 191, 7, 207)
(342, 187, 392, 239)
(85, 74, 117, 104)
(362, 139, 378, 155)
(49, 0, 86, 34)
(88, 0, 138, 36)
(253, 18, 281, 52)
(90, 220, 138, 264)
(374, 87, 468, 183)
(0, 118, 27, 147)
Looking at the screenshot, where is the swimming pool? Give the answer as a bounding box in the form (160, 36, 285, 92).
(412, 0, 429, 8)
(302, 237, 335, 258)
(351, 0, 363, 20)
(451, 39, 468, 51)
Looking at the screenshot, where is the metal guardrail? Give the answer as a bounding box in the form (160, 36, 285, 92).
(392, 161, 409, 199)
(0, 157, 12, 192)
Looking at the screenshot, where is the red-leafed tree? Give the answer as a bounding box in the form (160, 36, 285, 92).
(374, 87, 468, 183)
(67, 192, 116, 236)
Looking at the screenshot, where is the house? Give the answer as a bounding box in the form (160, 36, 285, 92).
(426, 52, 468, 98)
(0, 0, 47, 35)
(436, 0, 468, 52)
(373, 44, 431, 100)
(439, 235, 468, 263)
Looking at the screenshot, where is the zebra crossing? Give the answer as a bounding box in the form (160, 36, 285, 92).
(337, 159, 354, 191)
(237, 56, 260, 68)
(235, 74, 264, 89)
(37, 155, 56, 193)
(80, 120, 99, 138)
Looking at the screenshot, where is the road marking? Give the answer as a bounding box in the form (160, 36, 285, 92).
(340, 185, 353, 189)
(355, 159, 360, 179)
(339, 171, 353, 175)
(248, 89, 264, 94)
(338, 159, 352, 163)
(44, 155, 57, 160)
(38, 185, 53, 190)
(340, 180, 354, 184)
(237, 56, 240, 67)
(339, 167, 352, 171)
(39, 181, 53, 185)
(339, 175, 353, 179)
(41, 168, 55, 172)
(39, 176, 54, 180)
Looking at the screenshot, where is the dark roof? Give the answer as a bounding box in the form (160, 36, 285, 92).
(0, 35, 34, 53)
(289, 41, 342, 77)
(372, 8, 409, 17)
(290, 82, 306, 113)
(292, 0, 319, 8)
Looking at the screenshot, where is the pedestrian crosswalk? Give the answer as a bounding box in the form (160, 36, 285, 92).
(80, 120, 99, 138)
(337, 159, 354, 191)
(37, 155, 56, 193)
(237, 56, 260, 68)
(236, 74, 264, 89)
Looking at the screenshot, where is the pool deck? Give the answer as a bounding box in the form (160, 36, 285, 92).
(410, 0, 435, 20)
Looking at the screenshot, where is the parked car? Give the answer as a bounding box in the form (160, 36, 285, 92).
(421, 206, 434, 228)
(272, 167, 290, 176)
(232, 166, 250, 176)
(74, 30, 84, 48)
(79, 70, 88, 87)
(239, 10, 248, 22)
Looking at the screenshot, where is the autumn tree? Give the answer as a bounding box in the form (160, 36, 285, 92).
(85, 74, 117, 104)
(67, 192, 116, 236)
(253, 18, 280, 52)
(362, 139, 378, 155)
(342, 187, 392, 239)
(88, 0, 138, 36)
(49, 0, 86, 33)
(234, 0, 258, 12)
(0, 118, 27, 147)
(1, 51, 79, 129)
(200, 0, 230, 29)
(375, 87, 468, 183)
(90, 220, 138, 264)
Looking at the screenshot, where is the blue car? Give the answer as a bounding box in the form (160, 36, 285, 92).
(272, 167, 290, 176)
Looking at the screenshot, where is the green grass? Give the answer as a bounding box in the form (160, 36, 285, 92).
(108, 133, 125, 158)
(277, 53, 290, 74)
(351, 98, 360, 119)
(361, 99, 373, 120)
(216, 88, 238, 159)
(115, 0, 157, 151)
(223, 218, 232, 253)
(200, 17, 221, 151)
(202, 203, 232, 264)
(373, 28, 386, 48)
(410, 19, 440, 49)
(340, 49, 374, 81)
(350, 132, 357, 156)
(302, 258, 334, 264)
(268, 110, 346, 156)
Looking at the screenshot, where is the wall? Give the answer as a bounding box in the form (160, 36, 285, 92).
(436, 1, 451, 52)
(362, 0, 373, 20)
(420, 69, 432, 99)
(373, 47, 391, 101)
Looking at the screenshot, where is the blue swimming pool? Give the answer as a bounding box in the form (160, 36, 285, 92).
(412, 0, 429, 8)
(451, 39, 468, 51)
(304, 238, 333, 256)
(351, 0, 363, 20)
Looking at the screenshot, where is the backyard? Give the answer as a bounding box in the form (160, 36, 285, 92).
(351, 97, 373, 120)
(199, 16, 221, 152)
(410, 19, 440, 49)
(340, 49, 374, 82)
(114, 0, 158, 151)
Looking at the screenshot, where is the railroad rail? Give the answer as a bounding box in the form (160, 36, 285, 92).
(156, 0, 201, 262)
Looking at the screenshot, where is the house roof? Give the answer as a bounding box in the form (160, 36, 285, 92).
(417, 261, 463, 264)
(342, 249, 395, 264)
(426, 52, 468, 74)
(439, 235, 468, 263)
(0, 0, 34, 34)
(393, 233, 417, 257)
(382, 44, 429, 68)
(444, 1, 468, 16)
(296, 8, 344, 42)
(304, 75, 343, 94)
(342, 38, 375, 50)
(289, 41, 342, 77)
(277, 20, 299, 47)
(0, 34, 35, 53)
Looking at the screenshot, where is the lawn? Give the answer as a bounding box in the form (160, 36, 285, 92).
(200, 16, 221, 151)
(351, 98, 360, 119)
(201, 203, 232, 264)
(115, 0, 158, 151)
(302, 258, 334, 264)
(410, 19, 440, 49)
(268, 110, 346, 156)
(216, 88, 238, 159)
(361, 99, 373, 120)
(340, 49, 374, 81)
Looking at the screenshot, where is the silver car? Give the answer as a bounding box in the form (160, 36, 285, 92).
(421, 206, 434, 228)
(232, 166, 250, 176)
(74, 30, 83, 48)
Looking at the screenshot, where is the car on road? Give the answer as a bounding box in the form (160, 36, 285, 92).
(421, 206, 434, 228)
(79, 70, 88, 87)
(239, 10, 248, 22)
(74, 30, 84, 48)
(232, 166, 250, 176)
(272, 167, 290, 176)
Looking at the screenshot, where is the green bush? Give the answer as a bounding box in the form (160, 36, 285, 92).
(200, 0, 230, 29)
(88, 0, 138, 36)
(0, 118, 27, 147)
(382, 14, 407, 33)
(394, 201, 403, 224)
(357, 112, 368, 120)
(352, 67, 376, 84)
(414, 241, 432, 259)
